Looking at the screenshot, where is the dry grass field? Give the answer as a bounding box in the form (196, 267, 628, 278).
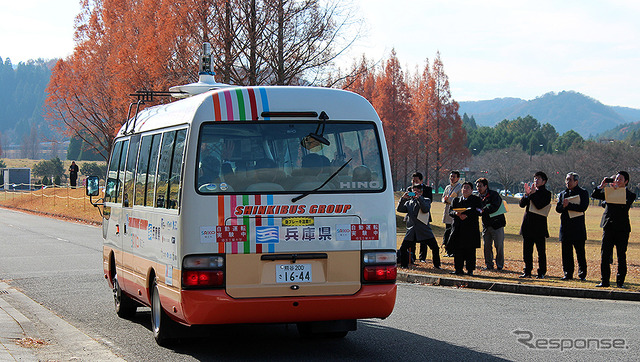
(396, 195, 640, 292)
(0, 185, 638, 291)
(0, 187, 102, 224)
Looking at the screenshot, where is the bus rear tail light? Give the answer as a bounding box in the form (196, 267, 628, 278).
(183, 270, 224, 287)
(182, 254, 225, 289)
(363, 265, 397, 282)
(362, 251, 397, 283)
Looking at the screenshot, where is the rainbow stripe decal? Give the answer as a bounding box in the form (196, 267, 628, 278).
(213, 88, 275, 254)
(212, 87, 269, 121)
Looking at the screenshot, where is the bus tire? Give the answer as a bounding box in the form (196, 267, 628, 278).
(151, 279, 175, 346)
(113, 274, 137, 319)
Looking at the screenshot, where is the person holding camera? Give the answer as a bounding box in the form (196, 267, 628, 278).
(519, 171, 552, 279)
(591, 171, 636, 288)
(411, 172, 435, 261)
(397, 184, 440, 269)
(555, 172, 590, 281)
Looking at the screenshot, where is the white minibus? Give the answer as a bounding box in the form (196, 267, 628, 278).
(87, 81, 397, 345)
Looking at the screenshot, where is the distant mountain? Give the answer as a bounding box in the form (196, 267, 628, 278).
(458, 91, 640, 137)
(597, 121, 640, 141)
(609, 106, 640, 123)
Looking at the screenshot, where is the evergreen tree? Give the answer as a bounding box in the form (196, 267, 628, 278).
(67, 136, 82, 160)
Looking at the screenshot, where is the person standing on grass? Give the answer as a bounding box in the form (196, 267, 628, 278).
(411, 172, 434, 262)
(519, 171, 552, 279)
(68, 161, 79, 188)
(591, 171, 636, 288)
(448, 182, 482, 275)
(397, 184, 440, 269)
(476, 178, 506, 271)
(556, 172, 589, 281)
(442, 170, 462, 257)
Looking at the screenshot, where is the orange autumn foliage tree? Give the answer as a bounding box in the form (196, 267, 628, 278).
(338, 51, 469, 190)
(423, 53, 469, 189)
(46, 0, 196, 160)
(371, 50, 413, 188)
(47, 0, 357, 160)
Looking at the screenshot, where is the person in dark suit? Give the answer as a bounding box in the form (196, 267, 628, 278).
(555, 172, 589, 281)
(448, 182, 482, 275)
(397, 184, 440, 268)
(591, 171, 636, 288)
(411, 172, 434, 261)
(68, 161, 79, 188)
(475, 177, 506, 270)
(519, 171, 552, 278)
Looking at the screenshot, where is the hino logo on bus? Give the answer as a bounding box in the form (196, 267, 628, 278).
(339, 181, 380, 189)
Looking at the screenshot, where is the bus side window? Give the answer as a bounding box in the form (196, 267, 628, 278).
(134, 135, 153, 206)
(167, 129, 187, 209)
(115, 140, 129, 204)
(156, 131, 176, 209)
(123, 134, 140, 208)
(146, 134, 161, 207)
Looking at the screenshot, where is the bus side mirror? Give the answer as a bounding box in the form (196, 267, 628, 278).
(86, 176, 100, 197)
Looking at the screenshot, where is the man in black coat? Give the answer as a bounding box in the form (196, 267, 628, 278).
(475, 178, 506, 270)
(448, 182, 482, 275)
(411, 172, 434, 261)
(519, 171, 552, 278)
(397, 184, 439, 268)
(555, 172, 589, 281)
(591, 171, 636, 288)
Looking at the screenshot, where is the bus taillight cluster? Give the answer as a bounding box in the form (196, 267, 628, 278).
(182, 255, 225, 288)
(362, 251, 397, 283)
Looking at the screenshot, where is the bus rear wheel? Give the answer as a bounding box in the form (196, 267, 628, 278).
(113, 274, 137, 319)
(151, 279, 176, 346)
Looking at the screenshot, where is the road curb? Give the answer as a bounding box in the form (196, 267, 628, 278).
(0, 281, 125, 361)
(397, 272, 640, 302)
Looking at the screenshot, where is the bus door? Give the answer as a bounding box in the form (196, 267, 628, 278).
(104, 138, 129, 286)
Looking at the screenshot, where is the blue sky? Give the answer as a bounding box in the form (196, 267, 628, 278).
(2, 0, 639, 108)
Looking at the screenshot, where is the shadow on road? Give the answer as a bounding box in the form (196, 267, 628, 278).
(127, 311, 508, 361)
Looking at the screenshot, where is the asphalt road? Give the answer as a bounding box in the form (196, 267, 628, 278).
(1, 208, 639, 361)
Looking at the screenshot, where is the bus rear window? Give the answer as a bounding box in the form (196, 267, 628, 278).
(196, 122, 385, 194)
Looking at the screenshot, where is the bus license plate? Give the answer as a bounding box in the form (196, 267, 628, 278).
(276, 263, 312, 283)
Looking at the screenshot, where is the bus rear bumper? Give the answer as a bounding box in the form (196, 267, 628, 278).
(179, 283, 396, 325)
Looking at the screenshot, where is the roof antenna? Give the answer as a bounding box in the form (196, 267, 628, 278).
(169, 42, 229, 98)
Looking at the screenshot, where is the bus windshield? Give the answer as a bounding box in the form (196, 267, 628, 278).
(196, 121, 385, 194)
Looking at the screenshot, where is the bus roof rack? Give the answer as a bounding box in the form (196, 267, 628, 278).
(125, 90, 185, 134)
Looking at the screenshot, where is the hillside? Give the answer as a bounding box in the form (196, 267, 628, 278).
(0, 57, 57, 145)
(458, 91, 639, 137)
